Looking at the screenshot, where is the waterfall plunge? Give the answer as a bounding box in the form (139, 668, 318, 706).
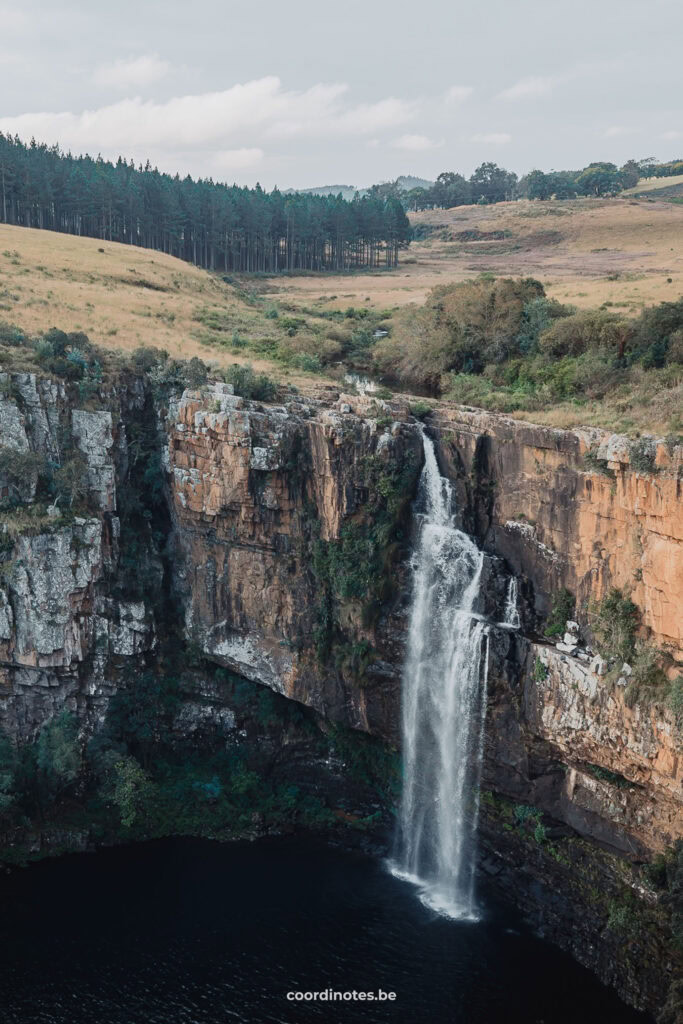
(391, 432, 490, 921)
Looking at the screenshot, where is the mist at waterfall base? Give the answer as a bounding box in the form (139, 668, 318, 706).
(390, 432, 493, 920)
(0, 837, 650, 1024)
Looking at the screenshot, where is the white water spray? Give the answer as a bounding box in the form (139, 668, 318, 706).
(391, 432, 490, 920)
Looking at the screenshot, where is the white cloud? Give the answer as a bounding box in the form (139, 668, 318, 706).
(471, 132, 512, 145)
(93, 54, 170, 90)
(444, 85, 474, 104)
(661, 129, 682, 140)
(334, 97, 417, 135)
(212, 148, 264, 170)
(0, 77, 417, 157)
(498, 76, 556, 101)
(392, 133, 442, 151)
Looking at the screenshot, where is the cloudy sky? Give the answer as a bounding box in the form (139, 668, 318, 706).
(1, 0, 681, 189)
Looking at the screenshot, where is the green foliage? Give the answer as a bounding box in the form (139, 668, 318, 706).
(607, 896, 638, 935)
(669, 676, 683, 730)
(310, 451, 419, 658)
(586, 764, 631, 788)
(624, 646, 672, 709)
(110, 755, 155, 828)
(589, 588, 638, 661)
(513, 803, 540, 825)
(222, 363, 277, 402)
(104, 670, 180, 769)
(533, 656, 549, 682)
(36, 712, 81, 799)
(409, 400, 433, 420)
(582, 446, 615, 478)
(544, 588, 575, 638)
(0, 446, 46, 502)
(533, 821, 548, 844)
(0, 133, 409, 272)
(53, 449, 90, 509)
(630, 438, 658, 474)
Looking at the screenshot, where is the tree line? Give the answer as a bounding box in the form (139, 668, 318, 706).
(0, 133, 411, 271)
(375, 157, 683, 210)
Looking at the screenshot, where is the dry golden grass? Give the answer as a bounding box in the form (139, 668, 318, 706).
(2, 202, 682, 432)
(274, 196, 683, 317)
(0, 225, 333, 388)
(622, 174, 683, 195)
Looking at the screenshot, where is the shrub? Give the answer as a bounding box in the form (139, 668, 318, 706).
(184, 356, 208, 389)
(0, 447, 46, 502)
(533, 656, 549, 681)
(131, 346, 167, 371)
(669, 676, 683, 729)
(222, 363, 277, 402)
(410, 401, 433, 420)
(292, 353, 322, 373)
(0, 322, 27, 347)
(538, 309, 627, 359)
(629, 437, 657, 473)
(110, 755, 155, 828)
(589, 588, 638, 662)
(54, 450, 90, 509)
(544, 588, 575, 638)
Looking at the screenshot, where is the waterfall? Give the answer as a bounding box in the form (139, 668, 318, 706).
(502, 577, 521, 629)
(391, 431, 489, 921)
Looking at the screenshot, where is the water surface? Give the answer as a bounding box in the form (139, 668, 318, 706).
(0, 837, 651, 1023)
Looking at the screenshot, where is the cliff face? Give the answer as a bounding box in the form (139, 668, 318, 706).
(165, 384, 423, 739)
(0, 373, 680, 1017)
(432, 406, 682, 656)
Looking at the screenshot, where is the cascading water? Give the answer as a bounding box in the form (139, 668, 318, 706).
(502, 577, 521, 629)
(391, 431, 490, 921)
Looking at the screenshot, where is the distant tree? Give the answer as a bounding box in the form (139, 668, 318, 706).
(546, 171, 579, 199)
(432, 172, 472, 208)
(619, 160, 641, 189)
(524, 170, 552, 200)
(469, 162, 518, 204)
(575, 162, 622, 197)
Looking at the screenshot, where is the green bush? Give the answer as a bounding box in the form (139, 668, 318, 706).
(630, 437, 657, 473)
(410, 401, 433, 420)
(669, 676, 683, 729)
(589, 588, 638, 661)
(544, 588, 575, 638)
(533, 656, 549, 681)
(222, 363, 277, 402)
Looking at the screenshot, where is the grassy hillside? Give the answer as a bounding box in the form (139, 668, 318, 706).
(623, 174, 683, 197)
(0, 225, 346, 388)
(273, 196, 683, 317)
(1, 205, 682, 434)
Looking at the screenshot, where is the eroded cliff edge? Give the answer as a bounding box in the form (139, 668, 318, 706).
(0, 370, 680, 1019)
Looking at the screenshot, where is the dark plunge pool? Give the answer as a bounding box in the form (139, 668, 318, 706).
(0, 836, 651, 1024)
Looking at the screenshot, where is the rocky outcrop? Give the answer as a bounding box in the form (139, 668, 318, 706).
(483, 634, 681, 858)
